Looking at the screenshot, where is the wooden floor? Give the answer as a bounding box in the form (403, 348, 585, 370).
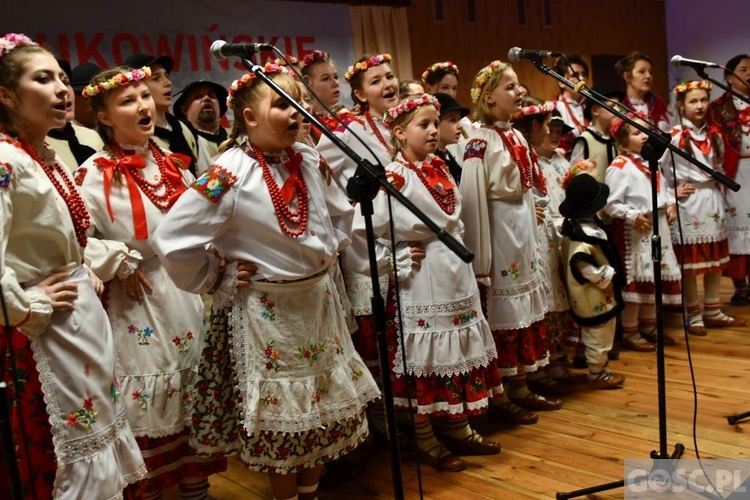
(169, 278, 750, 499)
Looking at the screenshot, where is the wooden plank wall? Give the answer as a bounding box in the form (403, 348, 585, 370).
(404, 0, 669, 106)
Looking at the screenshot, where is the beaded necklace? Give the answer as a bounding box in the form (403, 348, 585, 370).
(20, 138, 91, 248)
(364, 111, 392, 154)
(493, 126, 533, 190)
(250, 143, 309, 238)
(529, 150, 548, 196)
(397, 154, 456, 215)
(107, 140, 176, 210)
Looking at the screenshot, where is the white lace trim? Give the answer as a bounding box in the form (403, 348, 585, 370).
(394, 346, 499, 378)
(488, 310, 546, 331)
(393, 385, 504, 415)
(115, 249, 143, 280)
(491, 278, 544, 297)
(622, 290, 682, 304)
(17, 286, 53, 338)
(229, 287, 381, 435)
(402, 294, 479, 315)
(212, 260, 239, 309)
(498, 355, 550, 377)
(682, 256, 730, 270)
(673, 232, 728, 245)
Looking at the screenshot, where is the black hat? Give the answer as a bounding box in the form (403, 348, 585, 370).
(57, 59, 72, 81)
(549, 109, 573, 135)
(71, 62, 102, 92)
(584, 84, 626, 121)
(559, 173, 610, 219)
(123, 53, 174, 75)
(173, 80, 229, 120)
(433, 92, 469, 119)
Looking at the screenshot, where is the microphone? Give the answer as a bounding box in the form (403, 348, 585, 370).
(210, 40, 275, 61)
(670, 55, 723, 69)
(507, 47, 563, 62)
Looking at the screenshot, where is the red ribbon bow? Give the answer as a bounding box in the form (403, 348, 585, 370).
(738, 106, 750, 124)
(94, 155, 150, 240)
(163, 152, 190, 206)
(421, 156, 455, 190)
(279, 149, 305, 204)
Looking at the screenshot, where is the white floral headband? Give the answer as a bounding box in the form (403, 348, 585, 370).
(470, 60, 508, 104)
(673, 80, 712, 95)
(514, 101, 555, 119)
(0, 33, 37, 58)
(421, 61, 459, 84)
(82, 67, 151, 97)
(383, 94, 441, 128)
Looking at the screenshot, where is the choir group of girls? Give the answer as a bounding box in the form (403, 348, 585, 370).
(2, 28, 750, 500)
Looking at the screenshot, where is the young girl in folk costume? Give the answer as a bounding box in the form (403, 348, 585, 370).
(301, 50, 347, 141)
(77, 66, 226, 499)
(0, 34, 145, 499)
(152, 63, 380, 500)
(511, 99, 585, 395)
(460, 61, 560, 427)
(708, 54, 750, 305)
(615, 52, 671, 132)
(316, 53, 400, 437)
(662, 81, 742, 334)
(604, 113, 681, 351)
(559, 174, 625, 389)
(372, 94, 502, 471)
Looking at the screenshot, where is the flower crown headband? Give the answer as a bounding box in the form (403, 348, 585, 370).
(561, 159, 598, 189)
(673, 80, 712, 95)
(0, 33, 37, 58)
(82, 67, 151, 98)
(301, 50, 329, 69)
(274, 55, 300, 67)
(226, 62, 284, 106)
(383, 94, 441, 128)
(421, 61, 459, 83)
(470, 60, 507, 104)
(609, 110, 649, 137)
(344, 53, 392, 83)
(514, 101, 555, 119)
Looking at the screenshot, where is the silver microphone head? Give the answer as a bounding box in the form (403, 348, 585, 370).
(507, 47, 522, 63)
(210, 40, 228, 61)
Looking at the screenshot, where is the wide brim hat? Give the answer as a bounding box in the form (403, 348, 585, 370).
(173, 80, 229, 120)
(123, 53, 174, 75)
(71, 62, 102, 91)
(433, 92, 469, 119)
(57, 59, 72, 81)
(549, 109, 573, 135)
(584, 84, 626, 121)
(559, 173, 610, 219)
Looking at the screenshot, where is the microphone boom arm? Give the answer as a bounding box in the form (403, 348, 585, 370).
(530, 59, 740, 192)
(692, 66, 750, 107)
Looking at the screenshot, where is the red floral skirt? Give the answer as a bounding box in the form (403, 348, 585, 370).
(492, 319, 549, 375)
(674, 240, 729, 275)
(0, 328, 56, 500)
(545, 310, 581, 347)
(725, 254, 750, 281)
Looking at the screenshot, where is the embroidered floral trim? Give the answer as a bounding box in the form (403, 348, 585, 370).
(0, 161, 12, 188)
(259, 292, 276, 320)
(311, 388, 328, 403)
(673, 80, 712, 95)
(298, 342, 327, 366)
(193, 164, 238, 203)
(264, 340, 281, 372)
(463, 138, 488, 161)
(131, 390, 151, 410)
(110, 380, 121, 403)
(416, 318, 431, 329)
(500, 261, 521, 279)
(383, 93, 440, 128)
(65, 397, 98, 429)
(421, 61, 459, 83)
(0, 33, 36, 58)
(82, 67, 151, 97)
(259, 391, 280, 405)
(127, 324, 153, 345)
(301, 50, 329, 68)
(453, 310, 479, 325)
(344, 53, 392, 82)
(172, 330, 194, 353)
(471, 60, 507, 104)
(334, 335, 344, 355)
(385, 170, 405, 191)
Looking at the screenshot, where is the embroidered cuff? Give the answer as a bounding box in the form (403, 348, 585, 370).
(17, 287, 53, 338)
(392, 241, 415, 283)
(596, 265, 615, 289)
(115, 249, 143, 280)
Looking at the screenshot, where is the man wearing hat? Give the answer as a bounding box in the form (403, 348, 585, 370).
(570, 83, 626, 179)
(173, 80, 229, 174)
(46, 59, 103, 171)
(123, 53, 198, 174)
(559, 173, 625, 389)
(433, 92, 470, 184)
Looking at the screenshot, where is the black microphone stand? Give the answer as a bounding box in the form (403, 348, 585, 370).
(238, 57, 473, 500)
(522, 58, 740, 499)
